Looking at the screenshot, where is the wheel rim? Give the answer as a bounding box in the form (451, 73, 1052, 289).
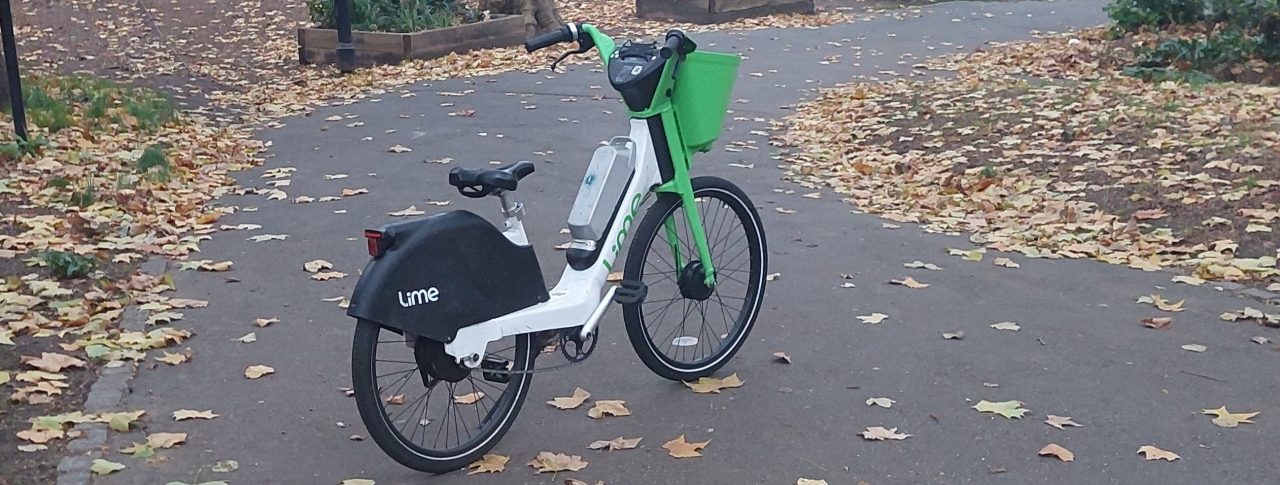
(636, 188, 763, 369)
(365, 328, 529, 459)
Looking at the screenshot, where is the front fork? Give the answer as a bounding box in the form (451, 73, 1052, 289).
(653, 110, 716, 287)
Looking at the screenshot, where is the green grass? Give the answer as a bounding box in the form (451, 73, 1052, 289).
(136, 144, 172, 182)
(38, 250, 99, 279)
(14, 75, 175, 134)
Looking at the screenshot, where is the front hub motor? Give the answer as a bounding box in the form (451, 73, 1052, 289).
(677, 260, 715, 301)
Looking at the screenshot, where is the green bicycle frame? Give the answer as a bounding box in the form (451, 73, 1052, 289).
(582, 24, 718, 286)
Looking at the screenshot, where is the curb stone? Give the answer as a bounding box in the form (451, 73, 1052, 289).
(56, 257, 169, 485)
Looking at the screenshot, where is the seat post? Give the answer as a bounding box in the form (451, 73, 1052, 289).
(496, 191, 529, 246)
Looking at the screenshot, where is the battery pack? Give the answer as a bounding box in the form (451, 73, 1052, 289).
(567, 137, 635, 241)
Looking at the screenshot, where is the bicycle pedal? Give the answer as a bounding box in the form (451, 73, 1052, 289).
(480, 356, 511, 384)
(613, 280, 647, 305)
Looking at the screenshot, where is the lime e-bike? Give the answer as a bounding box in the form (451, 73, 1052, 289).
(347, 23, 768, 473)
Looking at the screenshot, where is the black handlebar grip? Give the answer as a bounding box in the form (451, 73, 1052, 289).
(659, 30, 687, 59)
(525, 25, 574, 53)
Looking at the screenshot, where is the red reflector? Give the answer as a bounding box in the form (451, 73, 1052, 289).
(364, 230, 383, 257)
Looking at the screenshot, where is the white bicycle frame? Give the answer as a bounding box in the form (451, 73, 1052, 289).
(444, 118, 662, 365)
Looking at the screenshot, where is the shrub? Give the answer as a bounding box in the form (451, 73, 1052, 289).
(1108, 0, 1280, 81)
(39, 250, 98, 279)
(136, 144, 172, 182)
(307, 0, 480, 33)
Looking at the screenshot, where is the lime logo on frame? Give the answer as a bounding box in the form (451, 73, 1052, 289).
(601, 192, 645, 271)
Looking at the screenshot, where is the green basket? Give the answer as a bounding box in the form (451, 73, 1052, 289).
(671, 51, 741, 153)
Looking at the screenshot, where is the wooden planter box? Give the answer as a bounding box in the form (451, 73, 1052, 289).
(298, 14, 525, 66)
(636, 0, 814, 24)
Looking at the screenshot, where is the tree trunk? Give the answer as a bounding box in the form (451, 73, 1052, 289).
(0, 51, 9, 111)
(479, 0, 562, 36)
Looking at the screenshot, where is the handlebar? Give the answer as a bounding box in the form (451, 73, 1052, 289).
(659, 30, 688, 59)
(525, 24, 576, 53)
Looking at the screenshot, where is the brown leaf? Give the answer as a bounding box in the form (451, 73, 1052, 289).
(1137, 445, 1180, 462)
(1044, 415, 1082, 430)
(548, 387, 591, 409)
(662, 435, 710, 458)
(586, 400, 630, 419)
(466, 453, 509, 474)
(454, 391, 485, 405)
(385, 394, 405, 405)
(1038, 443, 1074, 462)
(587, 436, 641, 451)
(303, 259, 333, 273)
(311, 271, 348, 281)
(22, 352, 86, 372)
(254, 317, 279, 327)
(172, 409, 218, 421)
(1202, 406, 1258, 428)
(683, 373, 744, 393)
(772, 351, 792, 364)
(889, 276, 929, 289)
(1140, 317, 1172, 330)
(528, 452, 588, 473)
(244, 365, 275, 379)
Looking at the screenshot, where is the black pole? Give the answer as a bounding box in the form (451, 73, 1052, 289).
(334, 0, 356, 73)
(0, 0, 26, 141)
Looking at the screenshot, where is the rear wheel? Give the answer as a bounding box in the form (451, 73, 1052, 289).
(622, 176, 767, 381)
(351, 320, 533, 473)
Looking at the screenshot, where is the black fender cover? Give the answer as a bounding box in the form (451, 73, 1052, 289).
(346, 210, 549, 343)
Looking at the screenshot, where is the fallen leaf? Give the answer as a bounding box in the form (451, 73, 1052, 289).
(548, 387, 591, 409)
(942, 331, 964, 340)
(1171, 275, 1204, 286)
(244, 365, 275, 379)
(662, 435, 710, 458)
(1202, 406, 1258, 428)
(99, 410, 145, 432)
(118, 442, 155, 458)
(17, 444, 47, 452)
(22, 352, 86, 372)
(254, 317, 279, 327)
(1134, 208, 1168, 220)
(1044, 415, 1082, 430)
(796, 480, 828, 485)
(528, 452, 588, 473)
(903, 260, 942, 270)
(861, 426, 910, 440)
(1038, 443, 1074, 462)
(1181, 344, 1207, 353)
(866, 397, 895, 408)
(772, 351, 792, 364)
(947, 247, 985, 261)
(766, 272, 782, 281)
(990, 321, 1021, 331)
(388, 205, 426, 217)
(146, 432, 187, 449)
(467, 454, 509, 474)
(586, 400, 630, 418)
(247, 234, 288, 242)
(1137, 445, 1180, 461)
(303, 259, 333, 273)
(588, 436, 641, 451)
(858, 313, 889, 325)
(155, 351, 188, 365)
(211, 459, 239, 473)
(775, 207, 797, 214)
(992, 257, 1020, 268)
(1141, 317, 1172, 329)
(454, 391, 485, 405)
(974, 400, 1029, 419)
(889, 276, 929, 289)
(387, 144, 413, 153)
(385, 394, 405, 405)
(683, 374, 744, 394)
(90, 459, 126, 475)
(1252, 336, 1272, 345)
(173, 409, 219, 421)
(235, 332, 257, 343)
(311, 271, 348, 281)
(340, 480, 375, 485)
(341, 187, 369, 197)
(1137, 294, 1185, 312)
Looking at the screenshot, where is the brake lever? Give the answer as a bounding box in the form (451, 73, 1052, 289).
(550, 37, 596, 72)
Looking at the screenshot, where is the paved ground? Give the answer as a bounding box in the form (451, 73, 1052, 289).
(94, 1, 1280, 484)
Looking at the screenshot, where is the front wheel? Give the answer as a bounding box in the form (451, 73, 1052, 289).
(351, 320, 534, 473)
(622, 176, 768, 381)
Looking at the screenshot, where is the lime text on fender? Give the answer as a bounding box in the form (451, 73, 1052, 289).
(398, 287, 441, 307)
(601, 192, 644, 271)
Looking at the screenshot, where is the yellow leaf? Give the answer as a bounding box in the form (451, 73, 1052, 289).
(586, 400, 631, 418)
(154, 351, 188, 365)
(992, 257, 1020, 268)
(145, 432, 187, 449)
(311, 271, 348, 281)
(947, 247, 985, 261)
(303, 259, 333, 273)
(454, 391, 485, 405)
(254, 317, 279, 327)
(889, 276, 929, 288)
(22, 352, 86, 372)
(861, 426, 910, 440)
(973, 400, 1029, 419)
(173, 409, 219, 421)
(466, 453, 508, 474)
(662, 435, 710, 458)
(90, 458, 126, 475)
(244, 365, 275, 379)
(1038, 443, 1074, 462)
(1137, 445, 1180, 461)
(1202, 406, 1258, 428)
(857, 313, 889, 324)
(682, 374, 744, 394)
(547, 387, 590, 410)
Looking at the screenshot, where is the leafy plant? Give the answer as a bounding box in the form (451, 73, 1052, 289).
(136, 144, 172, 182)
(39, 250, 99, 279)
(1108, 0, 1280, 82)
(307, 0, 476, 33)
